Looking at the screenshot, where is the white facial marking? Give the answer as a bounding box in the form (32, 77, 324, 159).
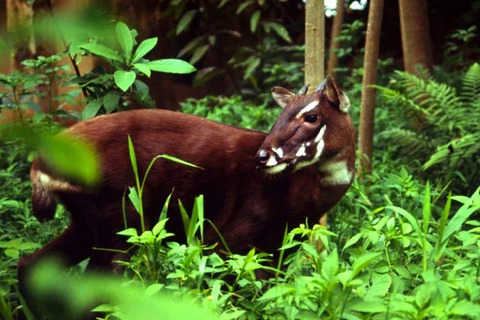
(295, 144, 307, 157)
(295, 100, 319, 119)
(319, 160, 354, 186)
(315, 125, 327, 143)
(294, 138, 325, 172)
(272, 147, 284, 158)
(265, 156, 278, 167)
(34, 171, 83, 192)
(265, 163, 288, 175)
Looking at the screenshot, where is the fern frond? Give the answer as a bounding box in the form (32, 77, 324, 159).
(378, 128, 434, 162)
(424, 133, 480, 169)
(461, 62, 480, 108)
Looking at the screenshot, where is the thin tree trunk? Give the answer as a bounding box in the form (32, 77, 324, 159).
(305, 0, 325, 88)
(398, 0, 433, 75)
(326, 0, 345, 79)
(357, 0, 384, 175)
(6, 0, 35, 71)
(305, 0, 327, 234)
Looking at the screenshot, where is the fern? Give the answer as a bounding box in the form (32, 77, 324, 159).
(377, 63, 480, 194)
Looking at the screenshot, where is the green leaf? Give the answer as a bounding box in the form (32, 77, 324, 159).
(128, 187, 142, 214)
(176, 10, 197, 35)
(159, 154, 203, 169)
(5, 248, 19, 259)
(236, 0, 253, 14)
(133, 63, 152, 78)
(178, 36, 205, 58)
(133, 63, 151, 77)
(37, 132, 100, 186)
(117, 228, 138, 237)
(250, 11, 260, 33)
(116, 22, 133, 63)
(114, 70, 136, 92)
(265, 22, 292, 43)
(258, 284, 295, 301)
(132, 37, 158, 63)
(349, 299, 387, 313)
(80, 43, 123, 62)
(133, 80, 150, 100)
(352, 252, 382, 277)
(82, 99, 103, 120)
(190, 45, 209, 65)
(103, 91, 120, 113)
(147, 59, 196, 74)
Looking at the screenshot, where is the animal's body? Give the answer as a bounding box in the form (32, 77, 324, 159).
(18, 77, 355, 317)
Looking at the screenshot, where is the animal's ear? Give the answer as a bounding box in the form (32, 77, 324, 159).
(315, 76, 351, 113)
(271, 87, 296, 109)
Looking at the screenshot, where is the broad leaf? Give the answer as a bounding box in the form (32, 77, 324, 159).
(114, 70, 136, 92)
(82, 99, 103, 120)
(116, 22, 133, 63)
(133, 37, 158, 63)
(80, 43, 123, 62)
(147, 59, 196, 74)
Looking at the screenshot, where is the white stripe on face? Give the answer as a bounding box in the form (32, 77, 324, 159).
(272, 147, 284, 158)
(293, 125, 327, 171)
(315, 125, 327, 143)
(295, 100, 319, 119)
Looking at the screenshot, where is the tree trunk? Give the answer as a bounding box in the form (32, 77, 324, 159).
(305, 0, 325, 88)
(326, 0, 345, 79)
(6, 0, 35, 71)
(305, 0, 327, 234)
(357, 0, 384, 175)
(398, 0, 433, 75)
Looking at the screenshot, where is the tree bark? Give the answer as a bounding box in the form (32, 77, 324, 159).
(326, 0, 345, 79)
(305, 0, 325, 88)
(398, 0, 433, 75)
(6, 0, 35, 71)
(305, 0, 327, 233)
(357, 0, 384, 175)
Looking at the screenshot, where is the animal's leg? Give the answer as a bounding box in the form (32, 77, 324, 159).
(17, 221, 94, 318)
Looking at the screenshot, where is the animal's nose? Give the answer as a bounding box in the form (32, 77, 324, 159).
(256, 149, 271, 165)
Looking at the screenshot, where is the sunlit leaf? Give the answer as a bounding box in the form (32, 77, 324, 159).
(147, 59, 196, 74)
(116, 22, 133, 63)
(114, 70, 136, 92)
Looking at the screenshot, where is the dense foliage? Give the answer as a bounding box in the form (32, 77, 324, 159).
(0, 11, 479, 320)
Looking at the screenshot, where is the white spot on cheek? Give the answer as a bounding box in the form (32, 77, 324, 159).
(265, 157, 278, 167)
(294, 138, 325, 171)
(295, 100, 319, 119)
(295, 144, 307, 157)
(272, 147, 283, 158)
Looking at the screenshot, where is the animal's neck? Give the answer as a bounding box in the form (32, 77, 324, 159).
(317, 148, 354, 187)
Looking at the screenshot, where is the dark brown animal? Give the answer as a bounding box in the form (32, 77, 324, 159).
(18, 76, 355, 312)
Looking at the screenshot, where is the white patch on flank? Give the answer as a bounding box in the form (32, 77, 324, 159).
(295, 100, 319, 119)
(265, 163, 288, 175)
(314, 125, 327, 143)
(319, 160, 354, 186)
(272, 147, 284, 158)
(265, 156, 278, 167)
(295, 143, 307, 157)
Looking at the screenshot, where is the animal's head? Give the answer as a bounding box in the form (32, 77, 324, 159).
(256, 76, 354, 174)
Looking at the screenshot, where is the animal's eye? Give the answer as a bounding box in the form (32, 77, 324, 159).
(304, 114, 319, 123)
